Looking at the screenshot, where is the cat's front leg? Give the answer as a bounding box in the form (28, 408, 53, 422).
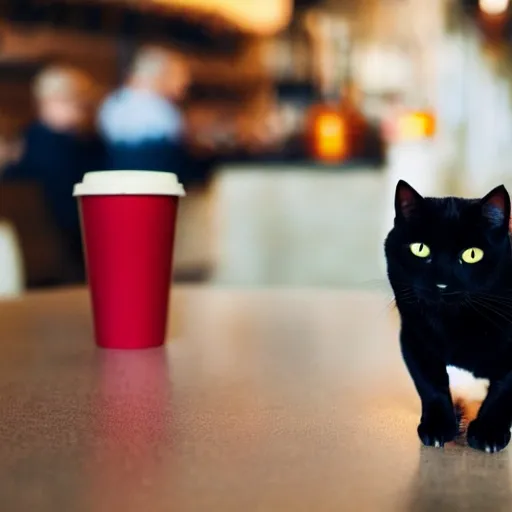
(467, 374, 512, 453)
(401, 326, 457, 447)
(417, 396, 458, 448)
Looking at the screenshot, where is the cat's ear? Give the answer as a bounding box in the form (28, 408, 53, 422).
(395, 180, 423, 220)
(480, 185, 510, 231)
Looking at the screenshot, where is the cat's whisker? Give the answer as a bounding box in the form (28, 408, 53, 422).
(395, 291, 417, 304)
(373, 296, 404, 323)
(472, 293, 512, 308)
(470, 293, 512, 312)
(397, 291, 419, 306)
(464, 299, 509, 335)
(390, 280, 431, 293)
(468, 297, 512, 328)
(475, 302, 512, 325)
(395, 287, 414, 296)
(390, 280, 465, 298)
(387, 289, 414, 311)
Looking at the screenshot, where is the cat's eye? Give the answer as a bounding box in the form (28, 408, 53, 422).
(409, 243, 431, 258)
(461, 247, 484, 264)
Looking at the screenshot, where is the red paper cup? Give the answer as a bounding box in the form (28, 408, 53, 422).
(74, 171, 185, 349)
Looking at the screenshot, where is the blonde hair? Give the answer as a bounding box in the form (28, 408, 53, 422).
(33, 65, 96, 102)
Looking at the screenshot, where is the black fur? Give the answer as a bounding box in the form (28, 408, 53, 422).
(385, 180, 512, 453)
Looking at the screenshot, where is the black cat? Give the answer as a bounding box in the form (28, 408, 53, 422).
(385, 180, 512, 453)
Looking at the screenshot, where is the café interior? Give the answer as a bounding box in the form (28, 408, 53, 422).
(1, 0, 510, 294)
(0, 0, 446, 294)
(2, 1, 512, 510)
(0, 1, 512, 295)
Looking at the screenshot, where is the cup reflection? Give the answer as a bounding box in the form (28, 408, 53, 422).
(89, 347, 172, 511)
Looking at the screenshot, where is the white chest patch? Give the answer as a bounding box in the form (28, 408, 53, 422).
(447, 365, 490, 402)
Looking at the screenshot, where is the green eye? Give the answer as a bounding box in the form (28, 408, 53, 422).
(410, 243, 431, 258)
(461, 247, 484, 264)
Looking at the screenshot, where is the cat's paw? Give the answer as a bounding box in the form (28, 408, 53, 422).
(467, 418, 511, 453)
(417, 409, 458, 448)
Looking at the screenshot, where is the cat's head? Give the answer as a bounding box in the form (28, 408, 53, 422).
(385, 180, 511, 305)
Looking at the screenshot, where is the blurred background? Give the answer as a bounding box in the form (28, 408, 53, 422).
(0, 0, 510, 295)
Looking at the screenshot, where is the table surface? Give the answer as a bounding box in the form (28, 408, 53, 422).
(0, 288, 510, 512)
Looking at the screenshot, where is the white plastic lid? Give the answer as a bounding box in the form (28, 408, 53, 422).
(73, 170, 185, 197)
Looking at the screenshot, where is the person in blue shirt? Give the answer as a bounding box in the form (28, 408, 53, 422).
(97, 46, 190, 173)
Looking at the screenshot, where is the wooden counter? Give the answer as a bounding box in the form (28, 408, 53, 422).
(0, 288, 509, 511)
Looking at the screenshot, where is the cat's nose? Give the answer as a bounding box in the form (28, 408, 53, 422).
(436, 283, 448, 289)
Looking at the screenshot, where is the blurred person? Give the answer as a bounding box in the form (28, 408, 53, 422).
(98, 46, 190, 173)
(2, 65, 104, 282)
